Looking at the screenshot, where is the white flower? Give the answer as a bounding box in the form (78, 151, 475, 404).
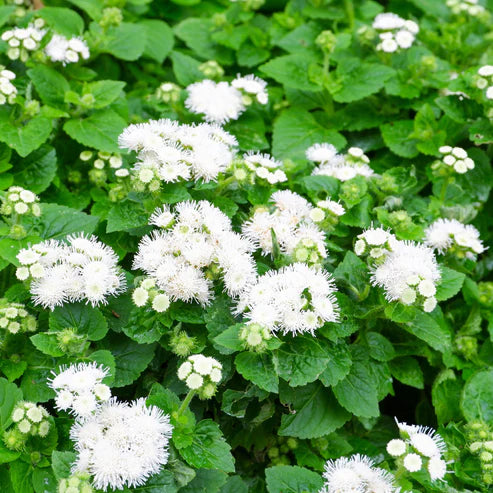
(359, 226, 393, 246)
(306, 143, 338, 163)
(177, 361, 192, 380)
(132, 287, 149, 307)
(417, 279, 436, 297)
(237, 263, 339, 336)
(395, 29, 415, 49)
(152, 293, 170, 312)
(70, 398, 173, 491)
(386, 439, 406, 457)
(317, 200, 345, 217)
(354, 239, 366, 256)
(372, 12, 406, 30)
(428, 456, 447, 480)
(478, 65, 493, 77)
(186, 373, 203, 389)
(320, 454, 396, 493)
(231, 74, 268, 104)
(178, 354, 222, 391)
(403, 453, 422, 472)
(185, 79, 244, 124)
(486, 86, 493, 100)
(424, 218, 485, 258)
(371, 241, 440, 306)
(423, 297, 437, 313)
(410, 430, 446, 458)
(380, 37, 398, 53)
(45, 34, 90, 65)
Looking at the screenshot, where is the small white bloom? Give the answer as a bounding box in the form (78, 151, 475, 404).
(423, 297, 437, 312)
(186, 372, 203, 390)
(403, 453, 422, 472)
(387, 438, 406, 456)
(428, 456, 447, 480)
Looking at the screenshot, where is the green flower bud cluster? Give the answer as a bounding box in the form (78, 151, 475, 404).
(0, 299, 37, 336)
(239, 323, 272, 352)
(431, 146, 475, 176)
(466, 421, 493, 485)
(58, 472, 94, 493)
(4, 401, 50, 450)
(316, 30, 337, 55)
(309, 199, 346, 230)
(267, 436, 298, 466)
(100, 7, 123, 28)
(169, 329, 197, 357)
(131, 165, 161, 193)
(292, 236, 324, 265)
(446, 0, 487, 17)
(56, 328, 88, 355)
(7, 0, 32, 18)
(478, 282, 493, 307)
(24, 99, 40, 117)
(199, 60, 224, 79)
(155, 82, 181, 103)
(2, 19, 45, 62)
(0, 186, 41, 218)
(132, 277, 171, 313)
(81, 150, 127, 176)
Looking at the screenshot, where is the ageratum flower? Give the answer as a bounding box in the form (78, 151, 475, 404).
(16, 234, 126, 310)
(70, 398, 173, 491)
(237, 263, 339, 336)
(319, 454, 396, 493)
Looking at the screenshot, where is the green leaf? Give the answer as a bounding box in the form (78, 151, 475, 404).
(141, 19, 174, 63)
(0, 378, 22, 431)
(318, 342, 352, 387)
(272, 107, 346, 161)
(32, 468, 57, 493)
(380, 120, 419, 158)
(265, 465, 323, 493)
(333, 349, 380, 418)
(389, 357, 424, 389)
(276, 337, 330, 387)
(235, 352, 278, 393)
(63, 109, 126, 153)
(404, 309, 452, 353)
(105, 333, 155, 387)
(432, 369, 463, 424)
(0, 6, 15, 28)
(328, 58, 395, 103)
(12, 145, 57, 194)
(170, 51, 204, 86)
(67, 0, 102, 19)
(106, 201, 149, 233)
(179, 420, 235, 473)
(51, 451, 76, 480)
(122, 470, 178, 492)
(174, 18, 232, 64)
(213, 324, 243, 354)
(30, 333, 64, 357)
(366, 332, 395, 362)
(0, 441, 20, 465)
(28, 66, 69, 109)
(333, 251, 369, 300)
(180, 469, 227, 493)
(260, 54, 321, 91)
(50, 303, 109, 341)
(412, 103, 446, 155)
(0, 109, 52, 158)
(279, 382, 350, 438)
(38, 203, 99, 239)
(38, 7, 84, 36)
(98, 22, 148, 60)
(9, 461, 32, 493)
(461, 369, 493, 424)
(86, 80, 126, 109)
(88, 350, 116, 386)
(436, 267, 466, 301)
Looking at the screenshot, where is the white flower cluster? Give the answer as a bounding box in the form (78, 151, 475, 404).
(230, 151, 287, 185)
(70, 398, 173, 491)
(424, 218, 485, 259)
(0, 186, 40, 217)
(156, 81, 181, 103)
(49, 363, 112, 419)
(237, 263, 340, 336)
(177, 354, 223, 398)
(45, 34, 90, 64)
(16, 234, 126, 310)
(11, 401, 51, 438)
(437, 145, 475, 174)
(132, 277, 170, 313)
(133, 201, 256, 308)
(319, 454, 396, 493)
(0, 69, 17, 104)
(1, 20, 46, 61)
(372, 241, 440, 312)
(447, 0, 486, 16)
(372, 13, 419, 53)
(119, 119, 237, 189)
(0, 299, 37, 334)
(355, 226, 441, 312)
(388, 419, 448, 481)
(185, 74, 268, 124)
(242, 190, 326, 262)
(477, 65, 493, 100)
(308, 143, 374, 181)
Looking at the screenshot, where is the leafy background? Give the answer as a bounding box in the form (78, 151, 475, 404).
(0, 0, 492, 492)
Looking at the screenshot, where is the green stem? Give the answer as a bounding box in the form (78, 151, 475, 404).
(177, 389, 195, 417)
(216, 175, 236, 193)
(343, 0, 354, 31)
(439, 176, 451, 204)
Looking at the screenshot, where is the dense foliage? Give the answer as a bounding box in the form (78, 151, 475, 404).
(0, 0, 492, 492)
